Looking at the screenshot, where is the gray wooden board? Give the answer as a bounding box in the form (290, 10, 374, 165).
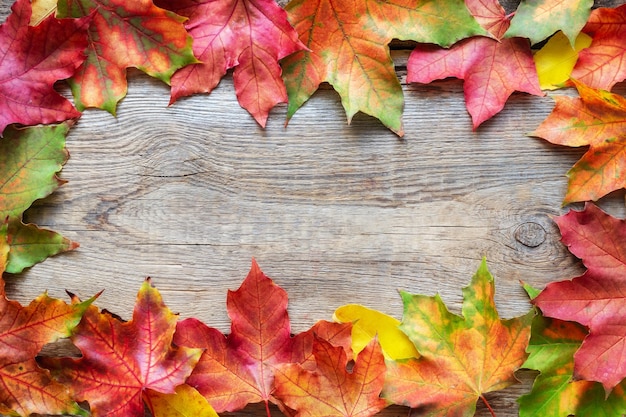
(2, 1, 626, 416)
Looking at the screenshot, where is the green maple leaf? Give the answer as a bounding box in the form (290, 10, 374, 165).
(382, 259, 534, 416)
(282, 0, 487, 136)
(504, 0, 593, 46)
(0, 123, 77, 273)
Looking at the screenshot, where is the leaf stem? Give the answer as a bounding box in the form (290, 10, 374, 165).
(480, 395, 497, 417)
(265, 400, 272, 417)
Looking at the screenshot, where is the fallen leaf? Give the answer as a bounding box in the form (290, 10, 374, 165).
(0, 123, 78, 273)
(504, 0, 593, 46)
(0, 0, 87, 133)
(530, 79, 626, 203)
(572, 4, 626, 90)
(533, 31, 592, 90)
(153, 0, 306, 127)
(274, 337, 387, 417)
(534, 203, 626, 393)
(145, 385, 219, 417)
(0, 225, 92, 416)
(42, 279, 203, 417)
(382, 259, 534, 416)
(56, 0, 197, 114)
(407, 0, 543, 129)
(282, 0, 487, 136)
(333, 304, 418, 360)
(30, 0, 58, 25)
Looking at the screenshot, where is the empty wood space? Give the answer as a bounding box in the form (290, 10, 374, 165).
(3, 1, 626, 416)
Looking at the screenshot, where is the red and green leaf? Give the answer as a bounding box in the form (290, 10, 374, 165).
(572, 4, 626, 90)
(56, 0, 197, 114)
(154, 0, 306, 127)
(42, 279, 202, 417)
(382, 259, 534, 416)
(0, 123, 78, 273)
(534, 203, 626, 393)
(407, 0, 543, 129)
(0, 0, 88, 133)
(282, 0, 487, 136)
(530, 79, 626, 203)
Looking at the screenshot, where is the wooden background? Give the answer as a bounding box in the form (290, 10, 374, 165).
(2, 1, 626, 416)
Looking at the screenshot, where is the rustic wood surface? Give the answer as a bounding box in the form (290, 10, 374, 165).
(3, 1, 626, 416)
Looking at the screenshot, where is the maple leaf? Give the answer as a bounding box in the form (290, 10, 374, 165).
(56, 0, 197, 114)
(533, 203, 626, 393)
(281, 0, 487, 136)
(173, 260, 353, 414)
(41, 279, 203, 417)
(518, 310, 626, 417)
(504, 0, 593, 46)
(571, 4, 626, 91)
(382, 259, 534, 416)
(273, 337, 387, 417)
(0, 225, 93, 417)
(144, 385, 220, 417)
(407, 0, 543, 129)
(0, 0, 88, 133)
(153, 0, 306, 128)
(533, 31, 592, 90)
(530, 79, 626, 203)
(0, 123, 78, 273)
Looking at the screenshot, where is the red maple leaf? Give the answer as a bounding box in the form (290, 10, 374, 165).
(0, 0, 88, 133)
(572, 4, 626, 90)
(154, 0, 306, 127)
(534, 203, 626, 393)
(0, 225, 92, 416)
(173, 259, 353, 415)
(407, 0, 543, 129)
(42, 279, 202, 417)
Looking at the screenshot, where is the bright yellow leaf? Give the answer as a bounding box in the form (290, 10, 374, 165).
(333, 304, 418, 360)
(30, 0, 58, 26)
(534, 31, 592, 90)
(146, 385, 219, 417)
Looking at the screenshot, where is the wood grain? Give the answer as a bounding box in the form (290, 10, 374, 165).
(2, 1, 626, 416)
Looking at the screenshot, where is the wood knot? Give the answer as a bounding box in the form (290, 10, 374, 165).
(514, 222, 546, 248)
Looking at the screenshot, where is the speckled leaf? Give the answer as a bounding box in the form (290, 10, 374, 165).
(504, 0, 593, 46)
(0, 0, 87, 133)
(382, 259, 534, 416)
(282, 0, 487, 136)
(407, 0, 543, 129)
(0, 227, 92, 416)
(56, 0, 197, 114)
(530, 79, 626, 203)
(0, 123, 77, 272)
(572, 4, 626, 90)
(534, 203, 626, 393)
(42, 279, 202, 417)
(154, 0, 306, 127)
(274, 338, 387, 417)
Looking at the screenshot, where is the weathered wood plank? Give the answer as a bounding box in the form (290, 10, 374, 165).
(2, 1, 626, 416)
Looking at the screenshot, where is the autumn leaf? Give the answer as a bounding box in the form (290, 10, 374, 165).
(530, 79, 626, 203)
(504, 0, 593, 46)
(518, 310, 626, 417)
(153, 0, 306, 128)
(0, 225, 92, 417)
(333, 304, 418, 360)
(407, 0, 543, 129)
(0, 123, 78, 273)
(274, 337, 387, 417)
(0, 0, 88, 133)
(145, 385, 219, 417)
(42, 279, 203, 417)
(533, 203, 626, 393)
(56, 0, 197, 114)
(572, 4, 626, 91)
(382, 259, 534, 416)
(533, 31, 592, 90)
(282, 0, 487, 136)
